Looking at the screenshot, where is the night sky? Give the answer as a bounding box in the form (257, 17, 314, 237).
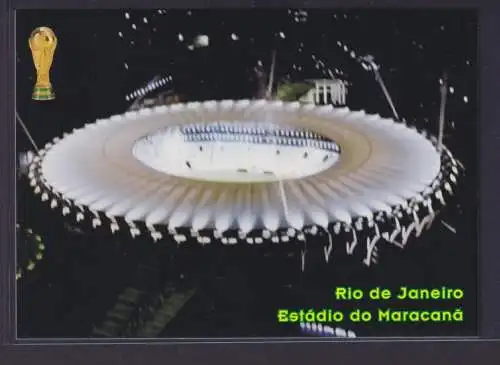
(16, 9, 477, 339)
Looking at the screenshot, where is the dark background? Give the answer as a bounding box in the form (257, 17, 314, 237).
(15, 9, 477, 339)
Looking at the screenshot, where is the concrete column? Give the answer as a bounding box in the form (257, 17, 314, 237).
(323, 80, 328, 104)
(308, 89, 314, 103)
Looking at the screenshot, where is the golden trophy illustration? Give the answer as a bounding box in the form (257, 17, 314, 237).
(29, 26, 57, 101)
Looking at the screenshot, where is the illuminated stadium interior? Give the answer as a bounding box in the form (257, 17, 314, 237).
(132, 121, 341, 183)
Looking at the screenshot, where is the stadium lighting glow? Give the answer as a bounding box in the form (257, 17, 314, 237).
(29, 99, 462, 270)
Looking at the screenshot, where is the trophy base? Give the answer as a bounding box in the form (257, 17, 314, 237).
(32, 86, 55, 101)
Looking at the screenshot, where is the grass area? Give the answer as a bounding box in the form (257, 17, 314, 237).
(276, 82, 313, 101)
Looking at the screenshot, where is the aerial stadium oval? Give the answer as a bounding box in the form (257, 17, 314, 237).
(38, 99, 442, 234)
